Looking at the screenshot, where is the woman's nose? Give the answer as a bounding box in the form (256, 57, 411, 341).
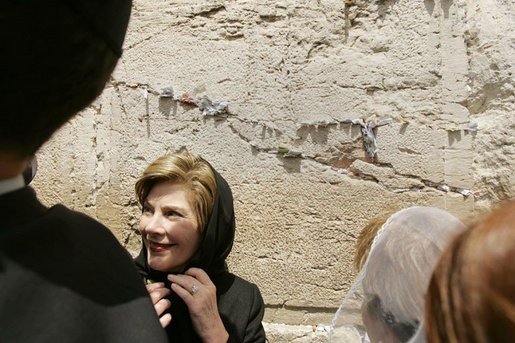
(142, 214, 165, 236)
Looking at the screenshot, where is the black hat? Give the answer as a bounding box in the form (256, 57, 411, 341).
(1, 0, 132, 57)
(63, 0, 132, 57)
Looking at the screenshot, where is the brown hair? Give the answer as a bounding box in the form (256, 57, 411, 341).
(425, 201, 515, 343)
(354, 212, 394, 271)
(135, 151, 217, 231)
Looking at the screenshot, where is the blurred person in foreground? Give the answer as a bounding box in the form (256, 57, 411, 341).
(330, 207, 465, 343)
(134, 151, 266, 342)
(425, 200, 515, 343)
(0, 2, 167, 341)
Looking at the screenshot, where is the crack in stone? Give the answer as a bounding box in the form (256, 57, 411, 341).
(108, 82, 473, 197)
(111, 82, 131, 120)
(124, 25, 174, 51)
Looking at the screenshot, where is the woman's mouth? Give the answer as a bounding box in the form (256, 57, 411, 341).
(148, 241, 174, 253)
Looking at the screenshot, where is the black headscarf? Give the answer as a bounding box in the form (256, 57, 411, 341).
(134, 166, 235, 284)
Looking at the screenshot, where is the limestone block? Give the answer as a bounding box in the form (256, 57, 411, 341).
(349, 159, 425, 191)
(444, 147, 473, 189)
(263, 323, 329, 343)
(377, 123, 446, 183)
(441, 103, 470, 124)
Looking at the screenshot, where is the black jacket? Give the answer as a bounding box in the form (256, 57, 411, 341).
(135, 167, 266, 342)
(0, 186, 167, 342)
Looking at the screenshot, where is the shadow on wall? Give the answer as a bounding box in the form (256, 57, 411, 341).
(424, 0, 435, 15)
(441, 0, 453, 19)
(375, 0, 453, 19)
(295, 123, 362, 146)
(276, 156, 301, 173)
(261, 125, 283, 140)
(423, 0, 453, 18)
(296, 125, 331, 145)
(448, 130, 475, 147)
(158, 97, 177, 118)
(448, 130, 462, 146)
(377, 0, 400, 20)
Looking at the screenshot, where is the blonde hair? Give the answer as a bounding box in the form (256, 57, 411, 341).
(135, 151, 217, 231)
(354, 212, 394, 272)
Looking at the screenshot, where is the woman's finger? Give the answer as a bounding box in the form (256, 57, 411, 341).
(168, 274, 206, 306)
(154, 298, 171, 317)
(159, 313, 172, 328)
(184, 267, 214, 286)
(148, 287, 171, 305)
(168, 273, 198, 288)
(146, 282, 165, 292)
(170, 282, 195, 306)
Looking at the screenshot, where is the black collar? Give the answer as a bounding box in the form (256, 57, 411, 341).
(0, 186, 47, 229)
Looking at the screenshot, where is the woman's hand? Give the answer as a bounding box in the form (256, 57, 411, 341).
(146, 282, 172, 328)
(168, 268, 229, 343)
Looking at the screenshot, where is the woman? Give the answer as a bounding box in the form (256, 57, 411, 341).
(133, 151, 266, 342)
(425, 201, 515, 342)
(330, 207, 466, 343)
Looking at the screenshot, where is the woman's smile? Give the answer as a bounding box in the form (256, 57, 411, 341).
(147, 241, 175, 253)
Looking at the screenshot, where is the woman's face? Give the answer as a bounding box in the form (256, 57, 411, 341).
(139, 181, 202, 273)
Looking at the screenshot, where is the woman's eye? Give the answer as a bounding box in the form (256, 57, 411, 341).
(166, 210, 181, 217)
(142, 205, 153, 214)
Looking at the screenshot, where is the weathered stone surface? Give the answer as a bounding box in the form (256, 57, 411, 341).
(33, 0, 513, 340)
(263, 323, 329, 343)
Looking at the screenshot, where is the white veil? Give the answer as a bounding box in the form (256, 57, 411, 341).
(329, 207, 466, 343)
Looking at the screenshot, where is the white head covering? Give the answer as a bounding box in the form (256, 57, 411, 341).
(329, 207, 466, 343)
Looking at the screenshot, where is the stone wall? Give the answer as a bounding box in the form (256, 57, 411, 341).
(34, 0, 514, 340)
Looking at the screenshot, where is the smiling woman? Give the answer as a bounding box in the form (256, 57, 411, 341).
(133, 151, 266, 343)
(140, 182, 202, 273)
